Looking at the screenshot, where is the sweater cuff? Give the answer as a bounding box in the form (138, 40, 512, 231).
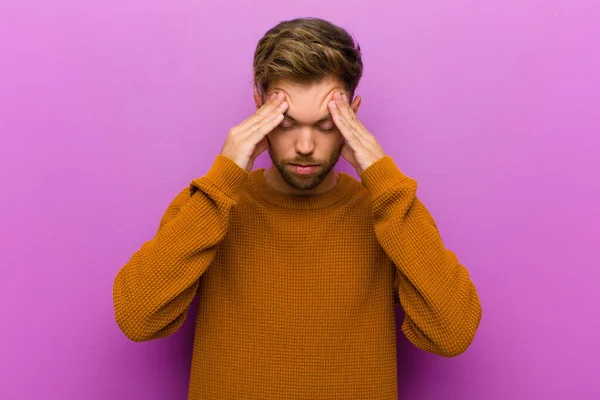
(360, 156, 417, 198)
(190, 154, 248, 200)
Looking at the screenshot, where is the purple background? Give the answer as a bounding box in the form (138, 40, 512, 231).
(1, 0, 598, 399)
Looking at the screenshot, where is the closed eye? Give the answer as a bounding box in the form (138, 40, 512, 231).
(318, 122, 336, 132)
(277, 117, 336, 132)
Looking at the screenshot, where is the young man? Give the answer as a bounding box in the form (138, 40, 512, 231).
(113, 17, 482, 400)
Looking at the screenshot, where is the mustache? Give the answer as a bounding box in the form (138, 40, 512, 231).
(288, 159, 320, 164)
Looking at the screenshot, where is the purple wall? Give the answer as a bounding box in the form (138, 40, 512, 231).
(1, 1, 598, 399)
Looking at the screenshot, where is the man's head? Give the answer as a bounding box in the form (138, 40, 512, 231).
(252, 18, 363, 194)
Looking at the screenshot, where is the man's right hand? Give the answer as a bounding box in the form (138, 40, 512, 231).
(220, 91, 288, 172)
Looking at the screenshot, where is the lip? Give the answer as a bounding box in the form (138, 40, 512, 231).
(289, 164, 319, 175)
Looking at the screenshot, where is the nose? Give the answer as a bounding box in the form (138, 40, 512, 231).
(294, 127, 316, 155)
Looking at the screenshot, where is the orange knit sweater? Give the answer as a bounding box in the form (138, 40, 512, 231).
(113, 154, 482, 399)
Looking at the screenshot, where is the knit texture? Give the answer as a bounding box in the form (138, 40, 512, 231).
(113, 154, 482, 399)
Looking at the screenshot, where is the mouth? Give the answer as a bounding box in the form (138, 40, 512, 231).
(289, 163, 320, 175)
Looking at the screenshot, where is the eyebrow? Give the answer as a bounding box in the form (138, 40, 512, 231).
(283, 112, 332, 125)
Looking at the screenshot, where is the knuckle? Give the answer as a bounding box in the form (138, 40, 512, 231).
(250, 122, 262, 132)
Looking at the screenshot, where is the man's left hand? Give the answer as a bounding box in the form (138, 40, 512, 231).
(328, 91, 387, 175)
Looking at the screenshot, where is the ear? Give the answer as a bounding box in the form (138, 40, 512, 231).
(253, 87, 263, 110)
(351, 95, 361, 114)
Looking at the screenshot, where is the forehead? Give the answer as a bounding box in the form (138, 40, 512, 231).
(268, 78, 346, 123)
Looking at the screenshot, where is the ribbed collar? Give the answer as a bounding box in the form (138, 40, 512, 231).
(246, 168, 360, 210)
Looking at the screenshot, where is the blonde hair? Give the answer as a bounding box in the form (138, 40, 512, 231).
(253, 18, 363, 99)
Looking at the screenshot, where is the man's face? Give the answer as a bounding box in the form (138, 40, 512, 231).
(254, 77, 360, 192)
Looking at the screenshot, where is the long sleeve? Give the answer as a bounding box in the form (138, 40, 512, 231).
(112, 155, 248, 342)
(360, 156, 482, 357)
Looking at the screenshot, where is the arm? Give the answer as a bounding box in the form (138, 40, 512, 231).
(361, 156, 482, 357)
(112, 155, 247, 342)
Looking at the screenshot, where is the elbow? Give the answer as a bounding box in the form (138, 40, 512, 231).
(119, 327, 154, 343)
(114, 308, 158, 343)
(112, 279, 189, 343)
(112, 275, 163, 343)
(437, 302, 482, 358)
(113, 299, 185, 343)
(113, 292, 161, 343)
(435, 333, 475, 358)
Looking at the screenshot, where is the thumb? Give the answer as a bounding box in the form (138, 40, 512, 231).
(341, 141, 357, 167)
(250, 136, 269, 163)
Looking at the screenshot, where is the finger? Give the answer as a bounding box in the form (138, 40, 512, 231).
(250, 136, 269, 160)
(335, 92, 359, 125)
(254, 91, 286, 120)
(328, 100, 358, 144)
(248, 105, 286, 140)
(237, 93, 280, 131)
(330, 92, 358, 127)
(247, 99, 287, 136)
(333, 93, 373, 145)
(238, 92, 286, 131)
(340, 141, 358, 168)
(238, 100, 286, 136)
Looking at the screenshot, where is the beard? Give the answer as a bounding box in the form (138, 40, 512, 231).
(267, 139, 343, 192)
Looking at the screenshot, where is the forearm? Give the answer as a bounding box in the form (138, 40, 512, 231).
(389, 198, 481, 357)
(113, 155, 248, 342)
(362, 156, 482, 357)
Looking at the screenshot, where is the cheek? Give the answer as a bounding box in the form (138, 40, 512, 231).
(266, 131, 290, 151)
(318, 134, 344, 153)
